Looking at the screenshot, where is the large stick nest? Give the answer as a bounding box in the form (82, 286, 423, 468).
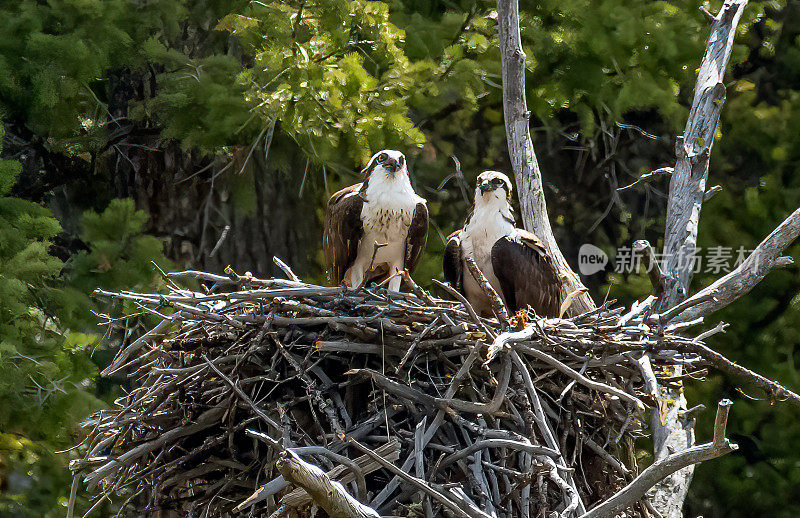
(72, 268, 709, 517)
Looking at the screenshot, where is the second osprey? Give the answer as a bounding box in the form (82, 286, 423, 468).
(444, 171, 563, 317)
(324, 150, 428, 292)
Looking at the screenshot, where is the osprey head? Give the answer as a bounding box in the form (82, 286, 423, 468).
(363, 149, 407, 179)
(476, 171, 512, 202)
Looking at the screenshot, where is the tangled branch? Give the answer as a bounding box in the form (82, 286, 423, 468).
(69, 266, 796, 517)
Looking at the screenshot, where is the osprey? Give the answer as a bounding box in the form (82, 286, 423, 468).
(443, 171, 562, 317)
(323, 149, 429, 292)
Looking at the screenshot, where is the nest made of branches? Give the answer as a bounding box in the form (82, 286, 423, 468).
(71, 267, 711, 518)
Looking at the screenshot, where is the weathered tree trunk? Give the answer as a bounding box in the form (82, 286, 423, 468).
(657, 0, 749, 312)
(653, 2, 748, 517)
(125, 138, 319, 279)
(202, 141, 320, 278)
(111, 71, 325, 279)
(496, 0, 595, 316)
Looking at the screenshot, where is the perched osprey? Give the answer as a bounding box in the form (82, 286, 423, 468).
(443, 171, 562, 317)
(323, 150, 428, 292)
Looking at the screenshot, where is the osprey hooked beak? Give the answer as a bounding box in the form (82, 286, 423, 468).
(368, 150, 405, 177)
(475, 171, 512, 202)
(383, 156, 401, 174)
(479, 180, 499, 193)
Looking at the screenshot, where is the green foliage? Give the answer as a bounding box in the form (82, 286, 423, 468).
(0, 126, 102, 516)
(136, 38, 253, 149)
(0, 0, 179, 138)
(47, 199, 173, 332)
(71, 198, 171, 293)
(520, 0, 697, 131)
(216, 0, 429, 164)
(0, 124, 170, 514)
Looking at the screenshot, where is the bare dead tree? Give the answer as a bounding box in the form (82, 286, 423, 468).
(649, 2, 749, 516)
(496, 0, 800, 515)
(657, 0, 750, 312)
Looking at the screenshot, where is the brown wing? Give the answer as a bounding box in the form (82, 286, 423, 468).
(323, 183, 364, 285)
(442, 230, 463, 292)
(491, 229, 562, 316)
(403, 201, 429, 275)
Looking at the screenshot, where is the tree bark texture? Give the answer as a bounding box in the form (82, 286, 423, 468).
(496, 0, 595, 316)
(658, 0, 749, 311)
(277, 450, 380, 518)
(653, 2, 748, 517)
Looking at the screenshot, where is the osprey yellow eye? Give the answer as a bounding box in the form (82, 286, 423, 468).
(377, 153, 388, 163)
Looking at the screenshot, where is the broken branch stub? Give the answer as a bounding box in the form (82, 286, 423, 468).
(276, 450, 380, 518)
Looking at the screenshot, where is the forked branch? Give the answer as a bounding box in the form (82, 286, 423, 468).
(670, 207, 800, 323)
(580, 400, 737, 518)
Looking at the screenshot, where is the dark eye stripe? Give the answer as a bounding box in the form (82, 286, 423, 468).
(378, 153, 387, 162)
